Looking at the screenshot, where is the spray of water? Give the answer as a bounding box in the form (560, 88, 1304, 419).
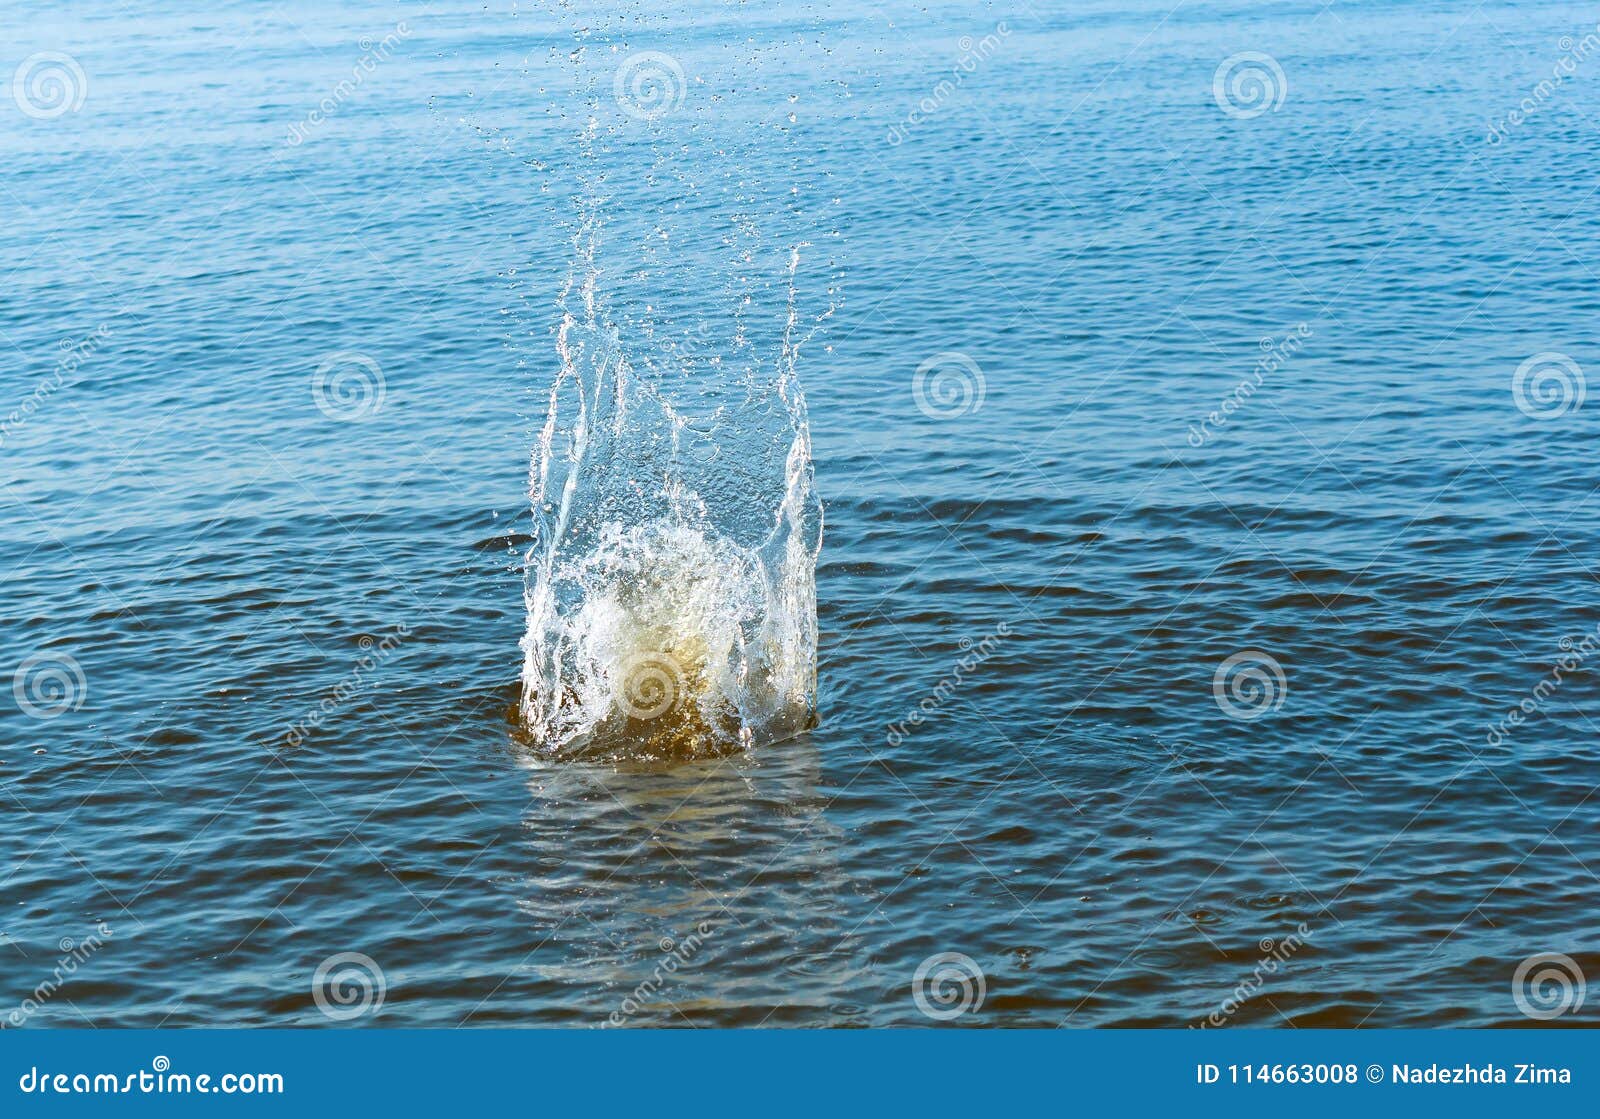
(517, 221, 823, 759)
(449, 4, 841, 760)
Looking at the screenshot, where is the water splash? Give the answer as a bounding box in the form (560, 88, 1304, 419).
(485, 3, 841, 760)
(518, 214, 824, 760)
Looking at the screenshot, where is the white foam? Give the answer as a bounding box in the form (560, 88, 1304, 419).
(518, 257, 822, 758)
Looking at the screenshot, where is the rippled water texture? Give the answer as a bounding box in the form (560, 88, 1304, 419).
(4, 0, 1600, 1027)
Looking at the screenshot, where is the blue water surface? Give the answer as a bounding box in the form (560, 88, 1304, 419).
(3, 0, 1599, 1027)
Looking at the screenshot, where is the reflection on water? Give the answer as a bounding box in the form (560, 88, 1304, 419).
(512, 735, 873, 1025)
